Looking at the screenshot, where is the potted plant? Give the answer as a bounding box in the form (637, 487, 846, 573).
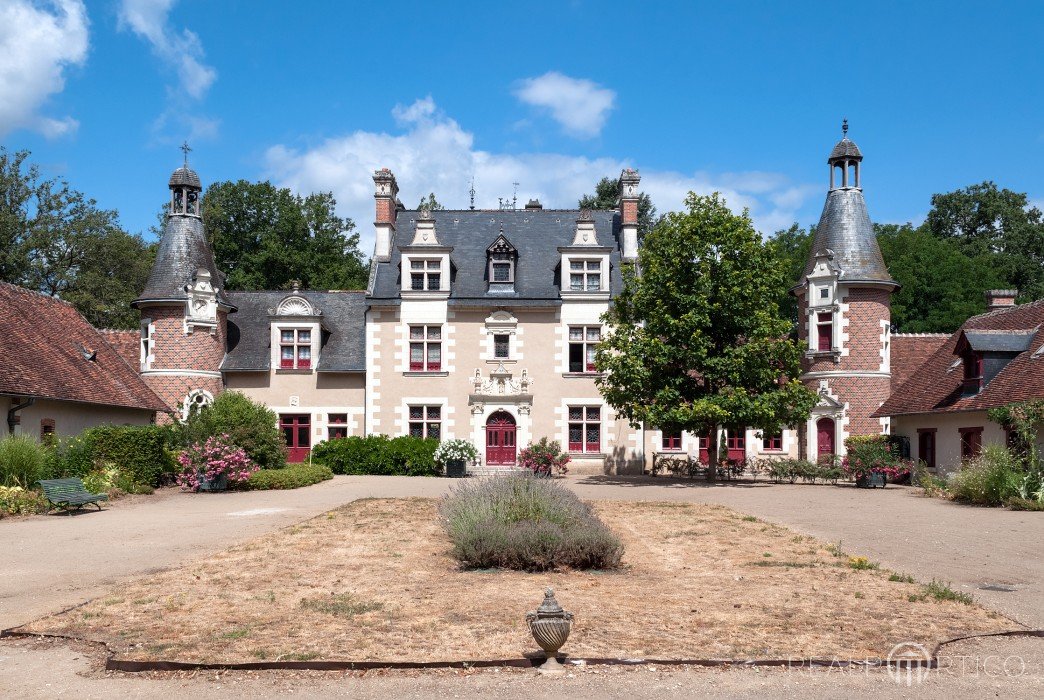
(176, 434, 258, 492)
(842, 435, 910, 489)
(433, 439, 479, 478)
(518, 438, 570, 478)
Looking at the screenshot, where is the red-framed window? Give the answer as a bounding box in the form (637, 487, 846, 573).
(917, 428, 937, 470)
(661, 430, 682, 451)
(568, 260, 602, 291)
(409, 325, 442, 371)
(816, 313, 833, 351)
(962, 351, 983, 392)
(726, 429, 745, 451)
(762, 431, 783, 451)
(408, 405, 441, 440)
(959, 427, 983, 460)
(493, 333, 510, 359)
(328, 413, 348, 440)
(409, 259, 442, 291)
(279, 329, 312, 369)
(568, 326, 601, 373)
(568, 406, 600, 453)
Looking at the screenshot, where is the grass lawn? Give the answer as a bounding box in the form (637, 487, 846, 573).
(21, 497, 1011, 663)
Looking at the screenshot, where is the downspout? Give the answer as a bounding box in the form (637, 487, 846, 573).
(7, 397, 35, 435)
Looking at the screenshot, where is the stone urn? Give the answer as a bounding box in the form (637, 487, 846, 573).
(526, 587, 573, 674)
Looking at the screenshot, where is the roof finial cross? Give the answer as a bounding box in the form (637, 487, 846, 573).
(841, 118, 848, 138)
(180, 141, 192, 167)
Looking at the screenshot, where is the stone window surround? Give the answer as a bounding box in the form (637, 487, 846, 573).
(482, 311, 522, 363)
(559, 251, 611, 299)
(270, 321, 320, 373)
(140, 318, 155, 371)
(401, 252, 451, 295)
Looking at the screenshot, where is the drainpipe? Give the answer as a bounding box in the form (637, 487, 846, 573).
(7, 397, 35, 435)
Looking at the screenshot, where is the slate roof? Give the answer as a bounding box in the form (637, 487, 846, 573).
(168, 165, 201, 189)
(890, 334, 950, 394)
(876, 300, 1044, 417)
(368, 209, 624, 305)
(799, 188, 897, 287)
(0, 283, 168, 412)
(829, 137, 863, 161)
(133, 214, 231, 307)
(222, 291, 367, 372)
(960, 330, 1036, 353)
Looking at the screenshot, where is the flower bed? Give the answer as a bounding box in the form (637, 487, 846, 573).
(176, 435, 259, 492)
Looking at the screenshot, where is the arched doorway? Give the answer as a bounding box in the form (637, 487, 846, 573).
(816, 417, 836, 459)
(485, 411, 517, 465)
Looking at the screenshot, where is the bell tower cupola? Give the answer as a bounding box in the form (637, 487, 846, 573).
(828, 119, 862, 191)
(169, 141, 202, 217)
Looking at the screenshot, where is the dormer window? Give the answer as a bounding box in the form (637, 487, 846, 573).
(280, 329, 312, 369)
(962, 350, 983, 393)
(491, 257, 513, 282)
(410, 259, 442, 291)
(486, 233, 517, 289)
(569, 260, 602, 291)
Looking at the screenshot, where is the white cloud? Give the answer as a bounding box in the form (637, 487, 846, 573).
(118, 0, 216, 99)
(514, 72, 616, 138)
(264, 98, 819, 255)
(0, 0, 88, 138)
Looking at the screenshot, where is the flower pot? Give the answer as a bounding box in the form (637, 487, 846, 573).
(856, 472, 886, 489)
(445, 459, 467, 478)
(198, 472, 228, 492)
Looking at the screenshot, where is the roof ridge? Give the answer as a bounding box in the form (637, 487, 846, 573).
(966, 297, 1044, 322)
(892, 332, 951, 337)
(0, 281, 78, 309)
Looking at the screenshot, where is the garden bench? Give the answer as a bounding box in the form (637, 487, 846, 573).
(37, 478, 108, 513)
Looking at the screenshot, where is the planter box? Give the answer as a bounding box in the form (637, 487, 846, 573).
(198, 473, 228, 492)
(445, 459, 468, 478)
(856, 472, 887, 489)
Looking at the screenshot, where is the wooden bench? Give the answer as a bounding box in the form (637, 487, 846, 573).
(38, 478, 108, 513)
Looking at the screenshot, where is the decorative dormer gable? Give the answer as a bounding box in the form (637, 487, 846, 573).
(185, 268, 218, 333)
(806, 248, 842, 308)
(410, 207, 441, 246)
(487, 231, 517, 290)
(571, 209, 599, 246)
(268, 283, 322, 372)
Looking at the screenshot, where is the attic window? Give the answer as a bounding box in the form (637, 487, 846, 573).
(487, 234, 517, 285)
(961, 350, 983, 393)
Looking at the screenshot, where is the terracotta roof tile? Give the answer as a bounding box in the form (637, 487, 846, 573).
(890, 334, 950, 394)
(98, 329, 141, 370)
(877, 300, 1044, 417)
(0, 283, 169, 412)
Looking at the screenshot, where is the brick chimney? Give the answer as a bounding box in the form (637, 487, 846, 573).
(985, 289, 1018, 312)
(618, 168, 640, 261)
(373, 168, 399, 262)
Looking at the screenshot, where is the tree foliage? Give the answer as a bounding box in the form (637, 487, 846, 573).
(416, 192, 445, 211)
(0, 147, 155, 329)
(202, 180, 367, 291)
(597, 193, 819, 479)
(579, 176, 657, 240)
(765, 223, 813, 325)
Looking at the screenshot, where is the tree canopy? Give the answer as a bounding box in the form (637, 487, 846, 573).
(202, 180, 367, 291)
(416, 193, 444, 211)
(0, 147, 155, 329)
(597, 193, 819, 478)
(579, 176, 657, 240)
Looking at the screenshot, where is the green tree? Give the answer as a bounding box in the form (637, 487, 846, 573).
(596, 193, 819, 481)
(0, 147, 153, 329)
(202, 180, 367, 291)
(926, 181, 1044, 301)
(416, 192, 444, 211)
(579, 176, 658, 240)
(766, 223, 813, 326)
(876, 223, 1006, 333)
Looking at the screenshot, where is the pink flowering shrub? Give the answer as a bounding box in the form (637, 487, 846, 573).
(842, 435, 912, 481)
(176, 434, 258, 491)
(518, 438, 570, 477)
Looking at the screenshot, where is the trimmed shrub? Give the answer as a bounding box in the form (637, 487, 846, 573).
(311, 435, 438, 476)
(247, 463, 333, 490)
(949, 446, 1023, 506)
(0, 485, 49, 516)
(0, 435, 49, 488)
(45, 425, 177, 487)
(440, 472, 623, 571)
(518, 438, 570, 477)
(180, 391, 286, 470)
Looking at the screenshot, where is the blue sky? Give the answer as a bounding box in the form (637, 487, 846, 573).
(3, 1, 1043, 253)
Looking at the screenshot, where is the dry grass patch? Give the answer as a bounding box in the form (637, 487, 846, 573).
(21, 497, 1010, 663)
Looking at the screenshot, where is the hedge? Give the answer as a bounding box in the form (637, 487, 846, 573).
(246, 463, 333, 490)
(310, 435, 439, 476)
(48, 425, 177, 487)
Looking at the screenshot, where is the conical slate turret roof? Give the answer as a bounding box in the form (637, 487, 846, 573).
(800, 188, 896, 286)
(133, 213, 230, 307)
(828, 137, 862, 161)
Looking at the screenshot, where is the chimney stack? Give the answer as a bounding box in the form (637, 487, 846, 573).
(619, 168, 640, 261)
(373, 168, 399, 262)
(985, 289, 1018, 312)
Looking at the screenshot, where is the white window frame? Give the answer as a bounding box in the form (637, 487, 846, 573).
(409, 324, 443, 372)
(568, 325, 602, 374)
(407, 404, 442, 440)
(271, 322, 320, 371)
(140, 318, 155, 371)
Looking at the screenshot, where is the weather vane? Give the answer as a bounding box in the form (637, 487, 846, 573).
(180, 140, 192, 166)
(842, 118, 848, 138)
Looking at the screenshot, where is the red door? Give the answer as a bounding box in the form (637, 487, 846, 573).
(697, 431, 712, 464)
(281, 414, 311, 463)
(726, 428, 746, 464)
(485, 411, 517, 465)
(816, 417, 835, 458)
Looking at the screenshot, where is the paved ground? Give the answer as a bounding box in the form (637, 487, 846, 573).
(1, 473, 1041, 697)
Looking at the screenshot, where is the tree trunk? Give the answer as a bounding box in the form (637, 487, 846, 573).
(706, 425, 718, 482)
